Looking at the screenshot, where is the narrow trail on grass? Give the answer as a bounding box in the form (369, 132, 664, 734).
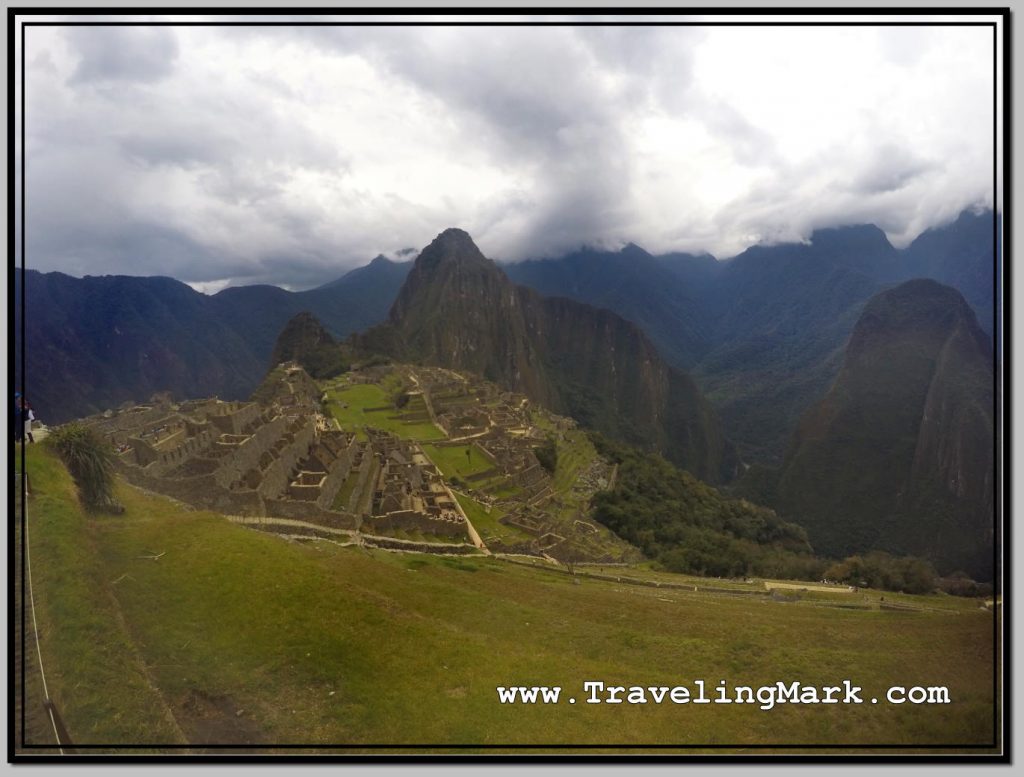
(90, 520, 192, 748)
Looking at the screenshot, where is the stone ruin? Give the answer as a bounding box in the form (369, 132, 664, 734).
(361, 429, 467, 539)
(77, 362, 626, 559)
(79, 365, 470, 544)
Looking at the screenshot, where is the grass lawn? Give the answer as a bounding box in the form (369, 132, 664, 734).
(331, 470, 361, 513)
(484, 481, 523, 500)
(422, 444, 493, 479)
(326, 382, 444, 441)
(551, 430, 600, 494)
(452, 492, 532, 545)
(19, 444, 998, 752)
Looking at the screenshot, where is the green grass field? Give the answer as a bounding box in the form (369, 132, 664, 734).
(326, 383, 444, 441)
(453, 492, 532, 545)
(550, 430, 600, 494)
(422, 444, 493, 479)
(17, 445, 998, 753)
(331, 470, 361, 512)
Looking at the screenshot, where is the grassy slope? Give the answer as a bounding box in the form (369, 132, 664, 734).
(20, 448, 186, 747)
(453, 492, 531, 545)
(20, 444, 996, 751)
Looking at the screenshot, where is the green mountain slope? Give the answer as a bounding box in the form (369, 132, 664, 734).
(509, 213, 996, 464)
(504, 244, 714, 369)
(269, 311, 347, 379)
(775, 279, 994, 579)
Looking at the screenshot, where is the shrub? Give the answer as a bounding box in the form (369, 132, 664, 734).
(47, 423, 124, 513)
(937, 572, 993, 598)
(533, 436, 558, 474)
(824, 551, 937, 594)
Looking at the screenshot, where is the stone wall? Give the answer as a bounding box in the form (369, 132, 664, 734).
(213, 415, 290, 490)
(208, 402, 262, 435)
(89, 405, 172, 438)
(288, 474, 325, 502)
(147, 429, 215, 474)
(257, 418, 317, 500)
(117, 464, 265, 515)
(347, 450, 378, 515)
(263, 498, 360, 530)
(361, 535, 478, 554)
(367, 509, 467, 538)
(316, 450, 354, 511)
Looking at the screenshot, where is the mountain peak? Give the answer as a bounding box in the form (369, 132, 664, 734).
(369, 227, 736, 484)
(269, 311, 346, 379)
(809, 223, 894, 253)
(369, 254, 393, 267)
(621, 241, 651, 257)
(778, 277, 993, 578)
(414, 228, 494, 273)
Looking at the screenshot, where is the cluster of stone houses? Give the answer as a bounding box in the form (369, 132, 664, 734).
(79, 365, 470, 542)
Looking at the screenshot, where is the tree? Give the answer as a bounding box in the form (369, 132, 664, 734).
(534, 436, 558, 474)
(560, 543, 584, 580)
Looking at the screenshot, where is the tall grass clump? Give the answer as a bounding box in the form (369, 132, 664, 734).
(47, 423, 124, 513)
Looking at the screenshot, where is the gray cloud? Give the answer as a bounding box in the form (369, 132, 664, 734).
(848, 143, 935, 195)
(17, 20, 998, 289)
(67, 26, 180, 84)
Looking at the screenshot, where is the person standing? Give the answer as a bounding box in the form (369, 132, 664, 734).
(13, 392, 23, 443)
(23, 399, 35, 443)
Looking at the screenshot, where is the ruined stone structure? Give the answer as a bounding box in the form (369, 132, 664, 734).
(362, 430, 467, 539)
(81, 365, 474, 545)
(79, 367, 352, 526)
(75, 361, 630, 560)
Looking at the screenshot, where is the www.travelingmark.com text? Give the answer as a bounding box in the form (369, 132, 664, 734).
(496, 680, 951, 710)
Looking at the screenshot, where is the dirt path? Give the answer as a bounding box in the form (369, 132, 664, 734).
(764, 581, 855, 594)
(441, 484, 489, 554)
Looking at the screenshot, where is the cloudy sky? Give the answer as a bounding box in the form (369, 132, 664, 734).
(17, 14, 1000, 291)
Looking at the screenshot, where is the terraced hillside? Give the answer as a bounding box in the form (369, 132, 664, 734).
(321, 364, 637, 561)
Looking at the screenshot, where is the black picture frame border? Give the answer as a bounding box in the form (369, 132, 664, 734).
(7, 4, 1011, 764)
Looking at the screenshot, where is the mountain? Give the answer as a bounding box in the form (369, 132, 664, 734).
(503, 244, 713, 369)
(690, 227, 891, 462)
(14, 257, 411, 423)
(774, 279, 994, 579)
(209, 255, 411, 360)
(897, 209, 996, 338)
(507, 211, 996, 464)
(353, 228, 738, 484)
(14, 271, 264, 423)
(269, 312, 346, 379)
(18, 207, 995, 464)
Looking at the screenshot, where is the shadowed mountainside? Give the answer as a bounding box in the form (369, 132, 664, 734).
(15, 257, 411, 422)
(351, 228, 738, 484)
(773, 279, 994, 579)
(506, 210, 995, 463)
